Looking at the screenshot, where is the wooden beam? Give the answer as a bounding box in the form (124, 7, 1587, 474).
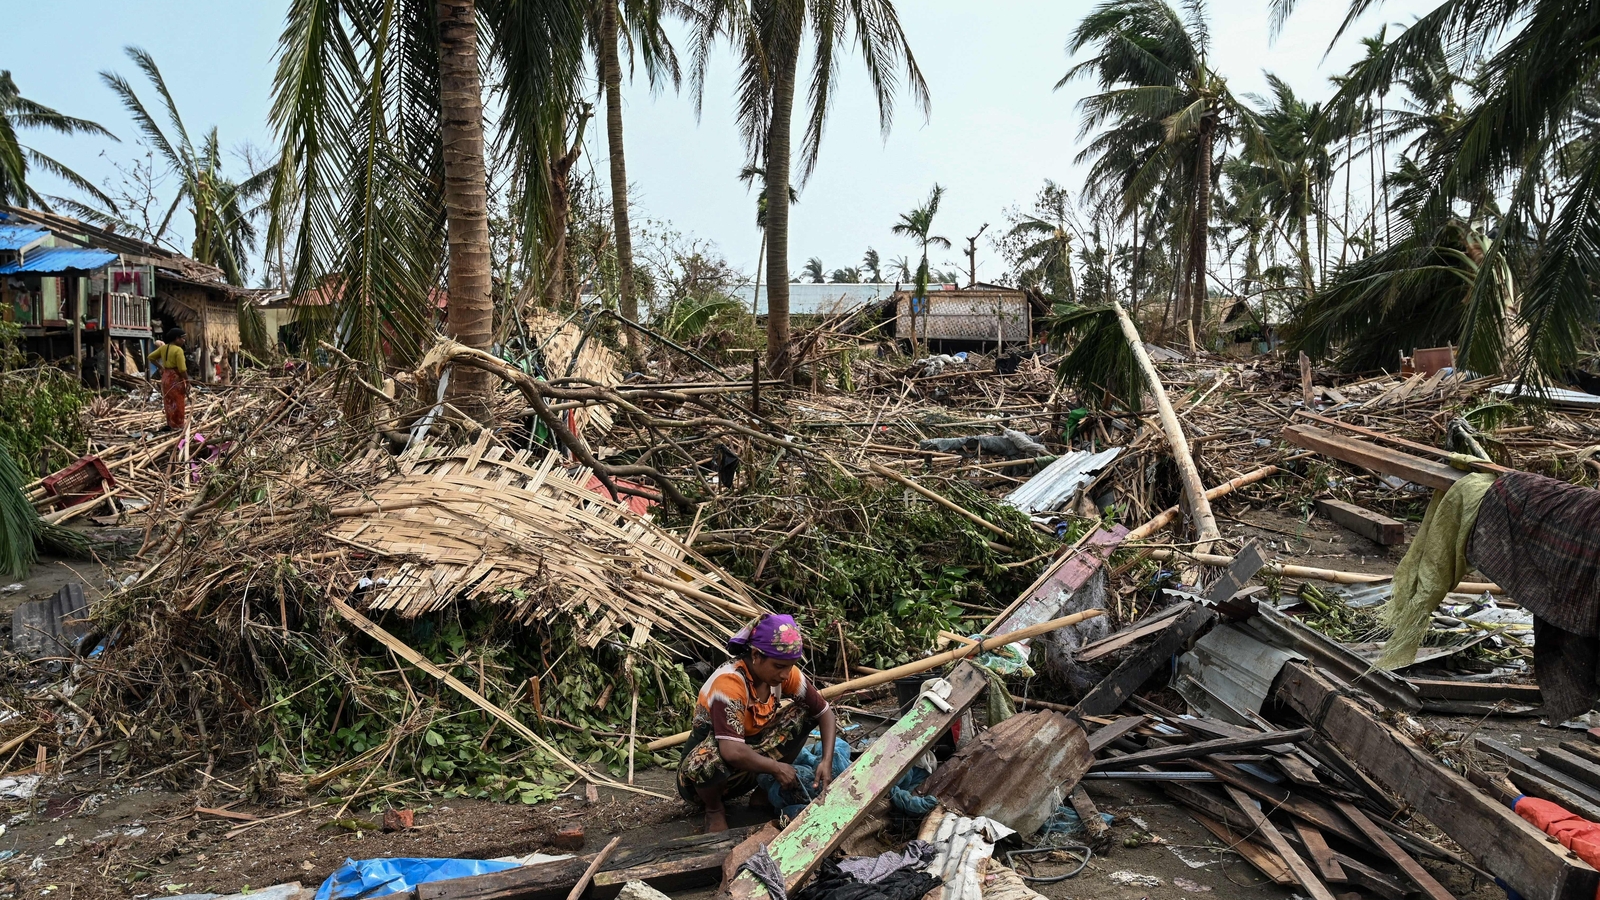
(1090, 728, 1312, 770)
(1281, 424, 1463, 491)
(1225, 784, 1338, 900)
(1072, 604, 1215, 717)
(1076, 605, 1186, 662)
(1408, 679, 1543, 703)
(1275, 661, 1599, 900)
(1292, 821, 1347, 884)
(1478, 737, 1600, 811)
(1537, 747, 1600, 793)
(1336, 800, 1457, 900)
(1187, 810, 1294, 885)
(1086, 715, 1148, 753)
(1202, 540, 1268, 618)
(726, 662, 989, 900)
(1314, 498, 1407, 546)
(1191, 759, 1368, 848)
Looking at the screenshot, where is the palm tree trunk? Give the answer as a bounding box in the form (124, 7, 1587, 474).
(436, 0, 494, 414)
(1297, 212, 1314, 298)
(1129, 205, 1141, 315)
(601, 0, 641, 361)
(544, 139, 582, 307)
(1189, 119, 1215, 344)
(763, 41, 801, 379)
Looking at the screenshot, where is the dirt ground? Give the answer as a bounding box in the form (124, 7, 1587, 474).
(0, 506, 1559, 900)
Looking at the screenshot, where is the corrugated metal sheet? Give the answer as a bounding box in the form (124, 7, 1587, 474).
(729, 282, 893, 316)
(0, 225, 49, 252)
(1003, 448, 1122, 514)
(0, 247, 117, 274)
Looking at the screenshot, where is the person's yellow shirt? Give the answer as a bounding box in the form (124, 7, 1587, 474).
(151, 343, 187, 374)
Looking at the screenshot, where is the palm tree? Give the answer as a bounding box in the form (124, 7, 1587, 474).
(891, 183, 950, 351)
(801, 256, 825, 283)
(593, 0, 680, 358)
(830, 266, 860, 283)
(690, 0, 928, 378)
(737, 162, 796, 316)
(1007, 179, 1078, 303)
(1275, 0, 1600, 380)
(102, 49, 272, 286)
(888, 255, 913, 282)
(1064, 0, 1259, 345)
(1233, 75, 1332, 299)
(269, 1, 588, 411)
(861, 248, 882, 282)
(0, 71, 114, 211)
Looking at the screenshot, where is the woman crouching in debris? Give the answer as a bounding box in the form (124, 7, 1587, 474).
(677, 614, 838, 832)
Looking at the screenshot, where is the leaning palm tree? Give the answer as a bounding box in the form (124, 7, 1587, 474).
(268, 0, 588, 412)
(891, 183, 950, 351)
(1064, 0, 1259, 344)
(689, 0, 928, 378)
(801, 256, 825, 283)
(591, 0, 681, 358)
(0, 71, 115, 211)
(102, 48, 272, 287)
(861, 248, 882, 282)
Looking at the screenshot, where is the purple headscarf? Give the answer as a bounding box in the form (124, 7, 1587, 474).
(727, 613, 805, 661)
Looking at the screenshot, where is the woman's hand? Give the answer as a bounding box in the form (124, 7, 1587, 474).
(772, 762, 801, 791)
(812, 756, 833, 793)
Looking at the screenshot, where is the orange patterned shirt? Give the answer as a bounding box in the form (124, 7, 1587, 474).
(692, 659, 828, 743)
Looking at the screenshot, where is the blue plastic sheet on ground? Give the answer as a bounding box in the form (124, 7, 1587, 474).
(1040, 805, 1114, 836)
(314, 857, 520, 900)
(890, 766, 937, 816)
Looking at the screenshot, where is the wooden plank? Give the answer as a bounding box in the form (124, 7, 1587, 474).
(1192, 759, 1368, 848)
(1560, 741, 1600, 769)
(1203, 541, 1267, 618)
(1281, 425, 1462, 490)
(419, 828, 756, 900)
(993, 526, 1127, 635)
(567, 837, 622, 900)
(1336, 800, 1457, 900)
(1068, 786, 1109, 844)
(1538, 747, 1600, 793)
(726, 662, 989, 900)
(1089, 728, 1311, 770)
(1187, 810, 1295, 885)
(1315, 498, 1406, 545)
(1275, 661, 1599, 900)
(1478, 737, 1600, 810)
(1086, 715, 1147, 753)
(1292, 821, 1347, 883)
(1225, 784, 1338, 900)
(1076, 607, 1185, 662)
(1505, 768, 1600, 823)
(1072, 604, 1215, 717)
(1274, 753, 1323, 788)
(1408, 678, 1544, 703)
(1176, 718, 1297, 755)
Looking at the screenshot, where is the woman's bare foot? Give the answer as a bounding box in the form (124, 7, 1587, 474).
(705, 806, 729, 833)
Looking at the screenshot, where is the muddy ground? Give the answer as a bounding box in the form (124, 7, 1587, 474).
(0, 507, 1556, 899)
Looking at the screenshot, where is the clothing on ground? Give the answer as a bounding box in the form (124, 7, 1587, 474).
(677, 700, 812, 804)
(835, 840, 937, 884)
(1377, 472, 1496, 669)
(736, 845, 789, 900)
(793, 861, 940, 900)
(1471, 472, 1600, 721)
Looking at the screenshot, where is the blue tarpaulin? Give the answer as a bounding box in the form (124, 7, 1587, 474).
(314, 857, 521, 900)
(0, 247, 117, 274)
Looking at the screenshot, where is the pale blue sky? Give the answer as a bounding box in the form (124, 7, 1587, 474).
(11, 0, 1437, 285)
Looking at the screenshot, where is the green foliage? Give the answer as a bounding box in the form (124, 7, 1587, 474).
(1045, 302, 1145, 410)
(0, 441, 40, 579)
(667, 473, 1054, 669)
(254, 608, 697, 803)
(0, 367, 87, 477)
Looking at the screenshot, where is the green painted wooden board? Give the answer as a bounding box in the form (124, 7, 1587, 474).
(726, 661, 989, 900)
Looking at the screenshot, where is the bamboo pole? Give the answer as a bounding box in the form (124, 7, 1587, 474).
(1144, 548, 1503, 594)
(1126, 465, 1280, 541)
(646, 607, 1105, 750)
(864, 458, 1010, 539)
(1111, 302, 1220, 551)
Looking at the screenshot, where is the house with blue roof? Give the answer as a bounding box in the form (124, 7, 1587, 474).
(1, 207, 255, 384)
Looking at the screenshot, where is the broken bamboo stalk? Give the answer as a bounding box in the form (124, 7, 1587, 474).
(1111, 301, 1220, 550)
(1143, 548, 1503, 593)
(1125, 465, 1280, 541)
(647, 607, 1105, 750)
(863, 458, 1010, 538)
(566, 836, 623, 900)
